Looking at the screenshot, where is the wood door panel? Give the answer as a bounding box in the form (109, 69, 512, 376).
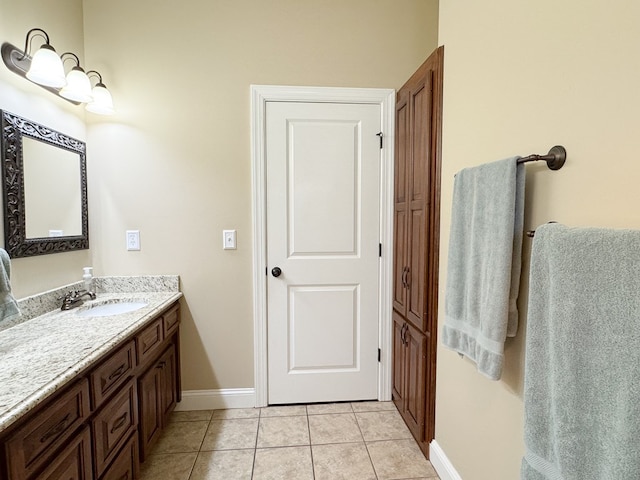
(407, 207, 428, 330)
(138, 365, 162, 461)
(160, 345, 178, 421)
(391, 312, 406, 407)
(393, 209, 407, 313)
(393, 94, 410, 316)
(409, 80, 432, 203)
(395, 99, 409, 205)
(404, 322, 426, 441)
(390, 45, 443, 457)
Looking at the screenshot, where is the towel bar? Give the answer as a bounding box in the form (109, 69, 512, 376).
(527, 221, 558, 238)
(517, 145, 566, 170)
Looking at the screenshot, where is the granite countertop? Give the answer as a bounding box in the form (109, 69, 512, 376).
(0, 276, 182, 434)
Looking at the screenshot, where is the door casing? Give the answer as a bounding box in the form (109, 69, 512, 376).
(251, 85, 395, 407)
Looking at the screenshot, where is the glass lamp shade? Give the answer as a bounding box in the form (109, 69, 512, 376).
(25, 44, 66, 88)
(59, 67, 93, 103)
(85, 83, 114, 115)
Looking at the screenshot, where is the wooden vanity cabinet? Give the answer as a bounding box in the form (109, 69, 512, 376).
(3, 381, 91, 480)
(137, 306, 179, 461)
(0, 301, 181, 480)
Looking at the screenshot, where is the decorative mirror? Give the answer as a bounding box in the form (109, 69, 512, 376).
(0, 110, 88, 257)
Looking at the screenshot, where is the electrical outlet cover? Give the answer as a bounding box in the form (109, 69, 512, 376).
(126, 230, 141, 251)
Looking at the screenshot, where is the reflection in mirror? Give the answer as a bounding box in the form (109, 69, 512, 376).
(23, 137, 82, 238)
(0, 110, 88, 257)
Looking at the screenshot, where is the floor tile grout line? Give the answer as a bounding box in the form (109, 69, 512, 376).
(250, 408, 260, 480)
(304, 408, 318, 480)
(354, 407, 381, 480)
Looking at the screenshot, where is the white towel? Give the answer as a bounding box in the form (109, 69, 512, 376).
(522, 224, 640, 479)
(0, 248, 20, 324)
(442, 157, 525, 380)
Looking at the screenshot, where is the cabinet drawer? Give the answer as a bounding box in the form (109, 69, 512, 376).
(91, 341, 135, 409)
(34, 426, 92, 480)
(92, 379, 138, 478)
(136, 318, 163, 366)
(162, 305, 180, 338)
(100, 432, 138, 480)
(5, 380, 91, 480)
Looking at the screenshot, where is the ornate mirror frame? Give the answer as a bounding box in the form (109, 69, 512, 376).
(0, 110, 88, 257)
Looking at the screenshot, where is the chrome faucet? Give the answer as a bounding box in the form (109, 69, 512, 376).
(60, 289, 96, 310)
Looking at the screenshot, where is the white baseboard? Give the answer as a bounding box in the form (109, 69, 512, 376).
(430, 440, 463, 480)
(175, 388, 256, 411)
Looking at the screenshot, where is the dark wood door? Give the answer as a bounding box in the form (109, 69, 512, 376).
(160, 345, 177, 422)
(392, 312, 407, 408)
(393, 92, 410, 316)
(391, 45, 443, 456)
(138, 364, 162, 461)
(406, 69, 433, 331)
(403, 321, 427, 440)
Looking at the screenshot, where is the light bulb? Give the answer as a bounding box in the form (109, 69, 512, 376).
(59, 67, 93, 103)
(26, 44, 66, 88)
(86, 83, 114, 115)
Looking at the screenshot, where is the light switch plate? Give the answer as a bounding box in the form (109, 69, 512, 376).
(126, 230, 140, 251)
(223, 229, 236, 250)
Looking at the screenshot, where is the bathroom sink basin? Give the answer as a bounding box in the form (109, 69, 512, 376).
(76, 300, 148, 317)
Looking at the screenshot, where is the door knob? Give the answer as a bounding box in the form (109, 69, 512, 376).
(271, 267, 282, 277)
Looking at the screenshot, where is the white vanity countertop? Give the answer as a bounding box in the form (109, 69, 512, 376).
(0, 290, 182, 433)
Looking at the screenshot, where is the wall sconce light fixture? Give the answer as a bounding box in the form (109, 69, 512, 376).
(1, 27, 115, 115)
(59, 52, 92, 103)
(85, 70, 114, 115)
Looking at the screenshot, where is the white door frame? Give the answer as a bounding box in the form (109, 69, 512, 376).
(250, 85, 395, 407)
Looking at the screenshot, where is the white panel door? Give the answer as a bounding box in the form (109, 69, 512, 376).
(266, 101, 381, 404)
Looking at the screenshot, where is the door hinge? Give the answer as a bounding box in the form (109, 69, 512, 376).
(378, 348, 381, 362)
(379, 243, 382, 257)
(376, 132, 383, 149)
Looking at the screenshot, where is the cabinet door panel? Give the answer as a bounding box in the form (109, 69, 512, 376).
(138, 365, 162, 462)
(393, 95, 410, 316)
(159, 345, 177, 422)
(391, 313, 406, 409)
(100, 432, 139, 480)
(403, 322, 426, 442)
(92, 379, 137, 477)
(406, 74, 433, 332)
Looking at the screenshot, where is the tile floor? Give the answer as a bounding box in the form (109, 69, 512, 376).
(140, 401, 440, 480)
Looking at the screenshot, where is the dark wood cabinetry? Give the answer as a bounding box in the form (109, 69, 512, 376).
(138, 342, 178, 461)
(0, 301, 181, 480)
(35, 427, 92, 480)
(392, 46, 443, 457)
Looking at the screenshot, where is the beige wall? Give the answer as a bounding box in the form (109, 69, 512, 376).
(437, 1, 640, 478)
(81, 0, 438, 391)
(0, 0, 91, 297)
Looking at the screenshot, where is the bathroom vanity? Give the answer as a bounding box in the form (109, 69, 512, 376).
(0, 277, 182, 480)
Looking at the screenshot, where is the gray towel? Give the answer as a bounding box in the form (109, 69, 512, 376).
(0, 248, 20, 324)
(522, 224, 640, 479)
(442, 157, 525, 380)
